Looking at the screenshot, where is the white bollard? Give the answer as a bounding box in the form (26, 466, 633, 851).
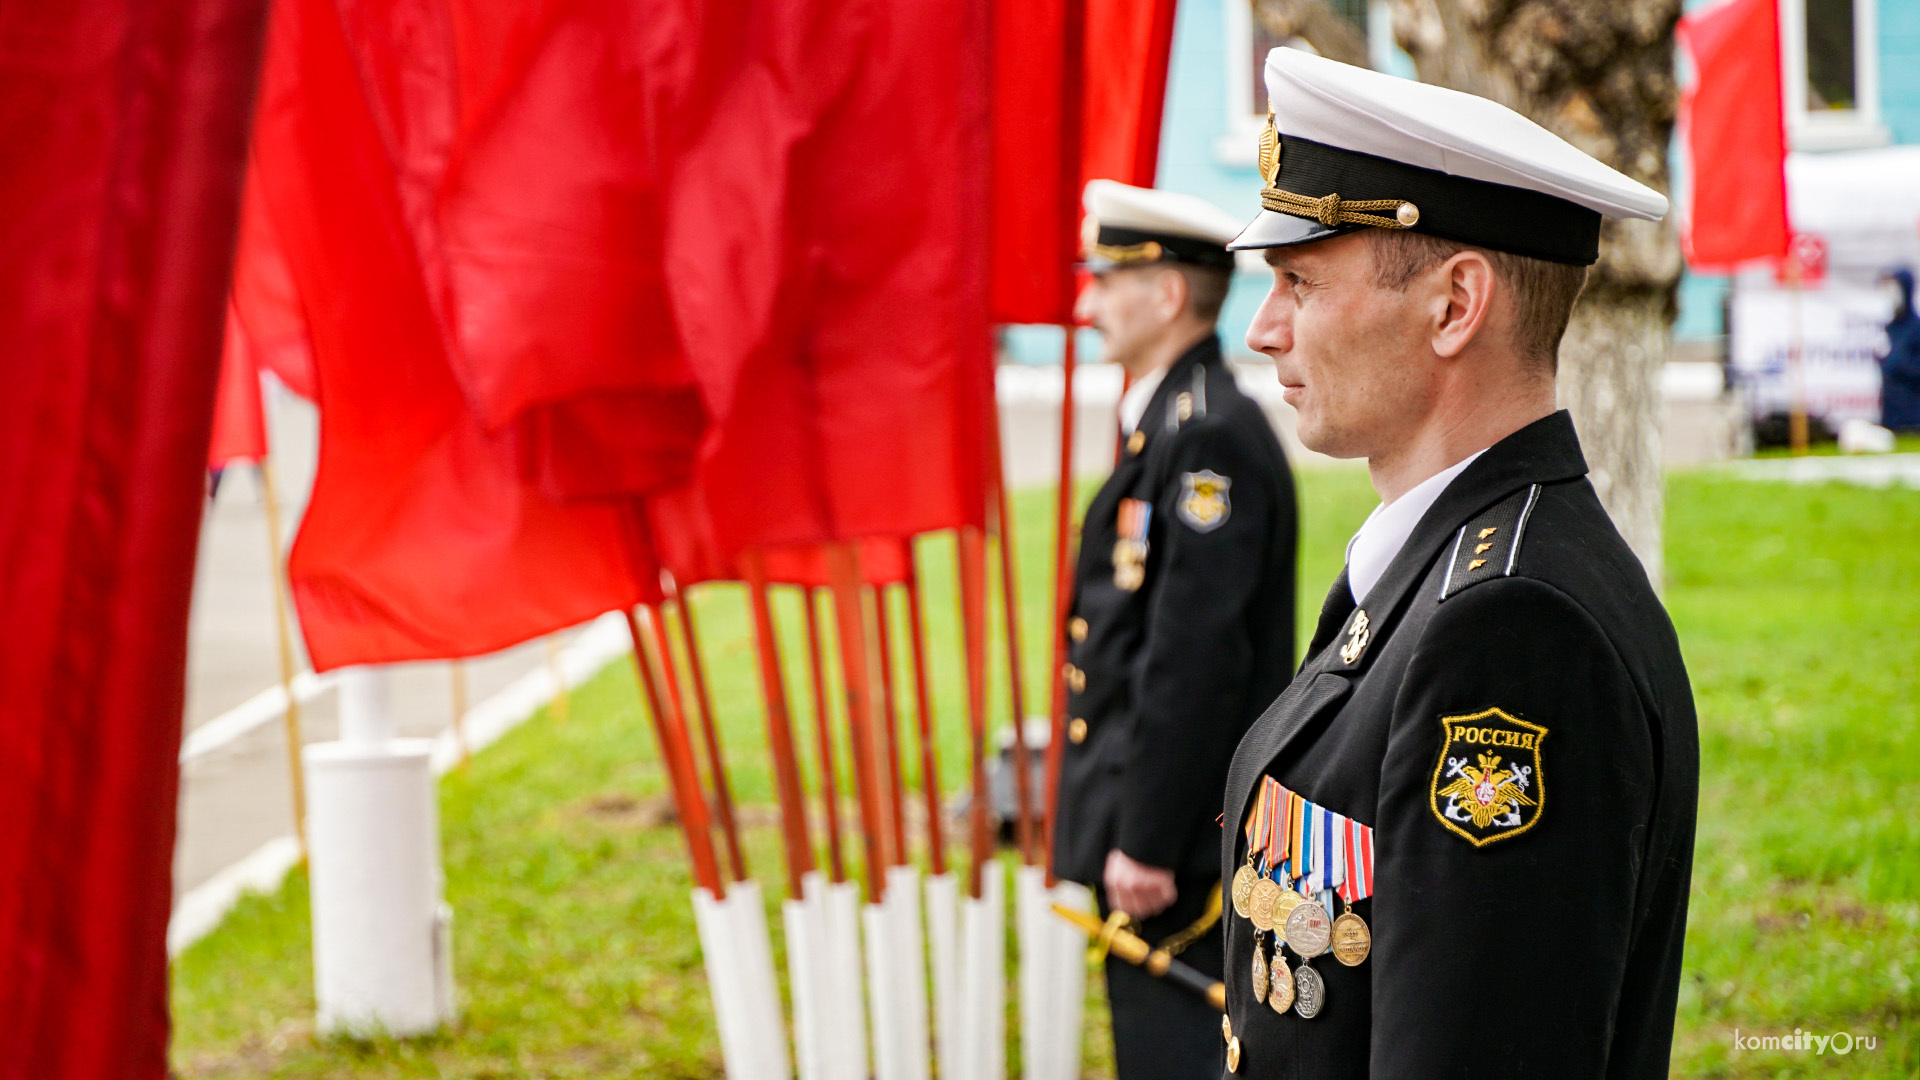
(305, 666, 452, 1036)
(1015, 865, 1049, 1080)
(724, 881, 792, 1080)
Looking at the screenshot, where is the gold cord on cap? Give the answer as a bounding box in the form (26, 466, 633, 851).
(1089, 239, 1164, 265)
(1260, 187, 1419, 231)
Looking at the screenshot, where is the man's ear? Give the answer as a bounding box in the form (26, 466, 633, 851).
(1432, 249, 1496, 359)
(1154, 264, 1190, 325)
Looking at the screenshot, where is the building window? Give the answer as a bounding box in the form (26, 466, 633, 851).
(1780, 0, 1888, 150)
(1218, 1, 1377, 166)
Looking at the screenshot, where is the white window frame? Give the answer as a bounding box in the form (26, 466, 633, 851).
(1214, 0, 1271, 167)
(1214, 1, 1398, 167)
(1779, 0, 1888, 151)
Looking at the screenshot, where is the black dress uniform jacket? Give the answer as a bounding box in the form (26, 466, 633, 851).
(1053, 334, 1297, 886)
(1218, 412, 1698, 1080)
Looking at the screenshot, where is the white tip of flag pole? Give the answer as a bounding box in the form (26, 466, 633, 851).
(785, 876, 836, 1080)
(826, 879, 870, 1080)
(693, 888, 756, 1080)
(1015, 865, 1049, 1080)
(724, 881, 793, 1080)
(885, 865, 932, 1080)
(863, 902, 902, 1080)
(924, 872, 962, 1080)
(959, 864, 1007, 1080)
(1043, 880, 1094, 1080)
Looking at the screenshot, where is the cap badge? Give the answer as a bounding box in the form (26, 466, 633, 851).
(1257, 108, 1282, 186)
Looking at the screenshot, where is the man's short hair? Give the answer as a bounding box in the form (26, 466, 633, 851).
(1172, 263, 1233, 324)
(1364, 230, 1588, 369)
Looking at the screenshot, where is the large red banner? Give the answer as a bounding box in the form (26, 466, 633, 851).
(0, 1, 270, 1076)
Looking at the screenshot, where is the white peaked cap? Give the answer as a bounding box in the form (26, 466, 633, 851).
(1231, 49, 1667, 262)
(1084, 179, 1245, 245)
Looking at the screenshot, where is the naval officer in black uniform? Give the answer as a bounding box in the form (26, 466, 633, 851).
(1213, 50, 1699, 1078)
(1052, 179, 1298, 1080)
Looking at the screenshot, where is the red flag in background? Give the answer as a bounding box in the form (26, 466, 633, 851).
(228, 171, 316, 399)
(1082, 0, 1179, 188)
(436, 0, 713, 499)
(251, 0, 656, 670)
(988, 0, 1085, 326)
(1676, 0, 1792, 266)
(0, 0, 270, 1075)
(663, 0, 994, 556)
(208, 303, 268, 469)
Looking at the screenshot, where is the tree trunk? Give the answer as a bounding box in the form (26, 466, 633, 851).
(1251, 0, 1371, 68)
(1391, 0, 1685, 586)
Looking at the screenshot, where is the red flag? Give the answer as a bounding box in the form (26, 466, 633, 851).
(988, 0, 1084, 325)
(1082, 0, 1179, 188)
(252, 0, 656, 670)
(208, 302, 268, 469)
(663, 0, 994, 556)
(229, 170, 317, 399)
(0, 0, 270, 1075)
(1676, 0, 1792, 266)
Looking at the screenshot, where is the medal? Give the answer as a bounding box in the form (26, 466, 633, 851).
(1231, 865, 1256, 919)
(1250, 935, 1269, 1003)
(1331, 910, 1371, 966)
(1292, 963, 1325, 1019)
(1248, 878, 1281, 932)
(1266, 950, 1293, 1014)
(1284, 899, 1331, 959)
(1330, 814, 1374, 967)
(1271, 887, 1303, 944)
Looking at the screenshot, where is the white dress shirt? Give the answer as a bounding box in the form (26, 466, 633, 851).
(1117, 366, 1169, 435)
(1345, 450, 1486, 603)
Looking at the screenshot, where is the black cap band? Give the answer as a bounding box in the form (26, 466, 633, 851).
(1091, 225, 1235, 271)
(1273, 136, 1603, 265)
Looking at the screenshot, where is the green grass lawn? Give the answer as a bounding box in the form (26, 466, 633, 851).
(170, 466, 1919, 1078)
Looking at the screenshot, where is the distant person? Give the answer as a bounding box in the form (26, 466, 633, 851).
(1879, 268, 1919, 431)
(1053, 179, 1298, 1080)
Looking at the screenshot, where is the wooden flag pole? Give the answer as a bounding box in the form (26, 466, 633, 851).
(986, 404, 1037, 864)
(646, 601, 739, 883)
(624, 607, 724, 897)
(545, 633, 570, 723)
(740, 553, 815, 898)
(669, 585, 748, 883)
(257, 458, 309, 862)
(903, 562, 947, 877)
(450, 659, 470, 768)
(825, 544, 890, 903)
(956, 526, 993, 898)
(871, 585, 910, 865)
(1042, 327, 1079, 881)
(803, 588, 848, 883)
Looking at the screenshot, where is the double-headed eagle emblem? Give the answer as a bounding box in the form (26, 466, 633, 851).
(1435, 752, 1536, 829)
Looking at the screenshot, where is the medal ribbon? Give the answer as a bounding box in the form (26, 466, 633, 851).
(1294, 794, 1312, 895)
(1339, 817, 1375, 903)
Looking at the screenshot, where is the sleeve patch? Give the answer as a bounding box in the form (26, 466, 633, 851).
(1428, 707, 1547, 847)
(1177, 470, 1231, 533)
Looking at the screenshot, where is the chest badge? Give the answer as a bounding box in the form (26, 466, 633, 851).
(1429, 707, 1547, 847)
(1112, 498, 1151, 591)
(1177, 470, 1231, 533)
